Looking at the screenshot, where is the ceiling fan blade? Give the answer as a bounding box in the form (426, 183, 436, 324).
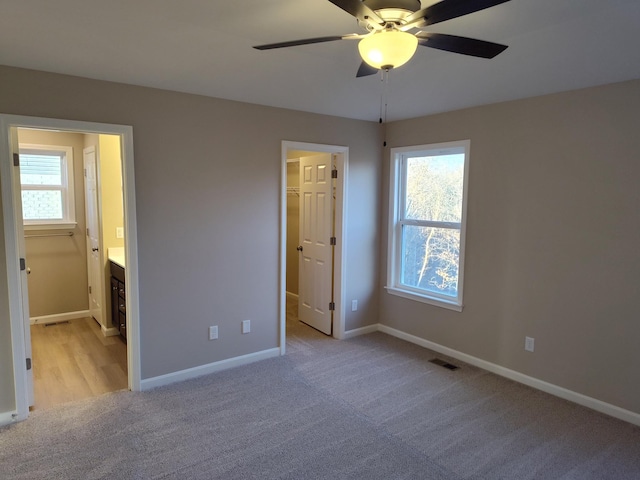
(327, 0, 384, 25)
(356, 62, 378, 78)
(405, 0, 510, 28)
(417, 32, 507, 58)
(253, 36, 347, 50)
(254, 33, 363, 51)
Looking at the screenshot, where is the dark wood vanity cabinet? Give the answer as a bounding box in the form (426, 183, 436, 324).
(110, 261, 126, 341)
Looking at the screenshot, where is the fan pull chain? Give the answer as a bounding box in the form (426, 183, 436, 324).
(379, 70, 389, 123)
(380, 69, 390, 147)
(379, 69, 390, 125)
(384, 70, 389, 125)
(379, 71, 384, 124)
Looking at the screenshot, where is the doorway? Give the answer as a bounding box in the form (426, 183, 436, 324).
(18, 128, 127, 409)
(280, 141, 348, 353)
(0, 114, 141, 422)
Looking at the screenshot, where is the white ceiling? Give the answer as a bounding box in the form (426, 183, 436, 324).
(1, 0, 639, 122)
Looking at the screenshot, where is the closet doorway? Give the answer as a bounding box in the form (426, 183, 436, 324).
(280, 141, 348, 351)
(21, 129, 124, 409)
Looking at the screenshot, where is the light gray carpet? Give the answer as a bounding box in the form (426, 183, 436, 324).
(0, 355, 454, 480)
(1, 314, 639, 479)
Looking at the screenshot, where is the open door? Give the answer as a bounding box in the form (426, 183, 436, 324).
(280, 141, 348, 352)
(83, 146, 103, 327)
(298, 153, 333, 335)
(9, 127, 34, 407)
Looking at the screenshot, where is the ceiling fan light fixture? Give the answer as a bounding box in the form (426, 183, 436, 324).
(358, 30, 418, 70)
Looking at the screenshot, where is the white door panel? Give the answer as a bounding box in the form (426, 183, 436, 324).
(298, 154, 333, 335)
(11, 128, 34, 406)
(84, 147, 103, 327)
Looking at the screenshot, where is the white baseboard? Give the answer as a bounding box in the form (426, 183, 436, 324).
(30, 310, 90, 325)
(286, 291, 299, 301)
(378, 324, 640, 427)
(140, 347, 281, 391)
(101, 326, 120, 337)
(342, 324, 379, 339)
(0, 411, 18, 428)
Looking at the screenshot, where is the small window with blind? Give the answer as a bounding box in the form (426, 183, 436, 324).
(19, 144, 76, 229)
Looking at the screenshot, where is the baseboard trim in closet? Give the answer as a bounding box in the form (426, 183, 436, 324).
(30, 310, 90, 325)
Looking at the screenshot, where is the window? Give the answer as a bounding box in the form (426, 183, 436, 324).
(19, 144, 76, 229)
(387, 140, 470, 311)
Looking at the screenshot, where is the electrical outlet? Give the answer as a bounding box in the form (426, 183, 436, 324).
(116, 227, 124, 239)
(525, 336, 535, 352)
(351, 299, 358, 311)
(208, 326, 218, 340)
(242, 319, 251, 334)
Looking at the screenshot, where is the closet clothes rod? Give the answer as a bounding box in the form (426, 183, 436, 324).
(25, 232, 74, 238)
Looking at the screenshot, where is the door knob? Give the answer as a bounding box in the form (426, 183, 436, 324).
(296, 246, 303, 252)
(92, 247, 99, 252)
(27, 267, 31, 275)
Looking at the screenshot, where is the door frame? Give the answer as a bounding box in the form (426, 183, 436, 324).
(0, 114, 141, 422)
(279, 141, 348, 352)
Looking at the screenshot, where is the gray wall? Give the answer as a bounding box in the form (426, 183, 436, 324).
(381, 80, 640, 414)
(4, 64, 635, 418)
(0, 65, 382, 381)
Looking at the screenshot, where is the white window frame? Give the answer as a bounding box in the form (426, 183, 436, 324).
(387, 140, 470, 311)
(19, 143, 76, 230)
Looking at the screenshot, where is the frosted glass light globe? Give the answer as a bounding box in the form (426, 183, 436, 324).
(358, 30, 418, 70)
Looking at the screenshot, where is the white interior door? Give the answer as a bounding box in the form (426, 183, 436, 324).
(10, 128, 34, 406)
(298, 154, 333, 335)
(84, 147, 103, 327)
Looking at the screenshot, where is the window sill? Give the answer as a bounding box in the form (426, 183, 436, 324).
(385, 286, 463, 312)
(24, 222, 77, 231)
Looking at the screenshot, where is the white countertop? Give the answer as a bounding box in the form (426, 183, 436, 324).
(108, 247, 125, 268)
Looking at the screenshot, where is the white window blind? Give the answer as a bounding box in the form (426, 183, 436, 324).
(20, 154, 63, 186)
(19, 144, 76, 228)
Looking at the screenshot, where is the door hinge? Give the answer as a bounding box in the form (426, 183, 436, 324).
(329, 302, 335, 311)
(331, 169, 338, 179)
(26, 358, 32, 370)
(13, 153, 20, 167)
(330, 237, 336, 246)
(89, 285, 92, 294)
(19, 258, 26, 271)
(86, 228, 90, 236)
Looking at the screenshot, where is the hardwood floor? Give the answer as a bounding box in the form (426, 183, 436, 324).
(31, 317, 127, 410)
(29, 299, 301, 411)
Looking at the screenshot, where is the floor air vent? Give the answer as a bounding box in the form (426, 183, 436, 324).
(44, 321, 70, 327)
(429, 358, 459, 370)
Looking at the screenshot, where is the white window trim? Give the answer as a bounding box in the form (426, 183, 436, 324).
(19, 143, 76, 230)
(386, 140, 470, 312)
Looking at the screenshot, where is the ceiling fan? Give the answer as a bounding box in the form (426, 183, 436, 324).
(253, 0, 511, 77)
